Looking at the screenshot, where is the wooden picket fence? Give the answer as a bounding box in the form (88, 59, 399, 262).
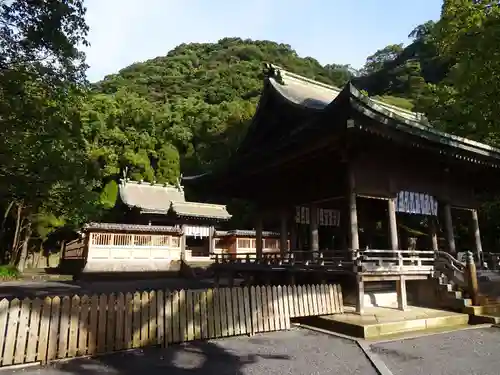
(0, 284, 343, 367)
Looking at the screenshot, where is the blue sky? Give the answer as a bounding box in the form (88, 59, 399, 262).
(84, 0, 442, 82)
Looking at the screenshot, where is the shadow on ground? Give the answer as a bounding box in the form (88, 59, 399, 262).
(22, 341, 289, 375)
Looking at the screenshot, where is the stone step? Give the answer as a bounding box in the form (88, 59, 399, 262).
(296, 306, 470, 339)
(465, 303, 500, 316)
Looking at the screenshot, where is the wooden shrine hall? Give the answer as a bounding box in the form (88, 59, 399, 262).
(183, 64, 500, 313)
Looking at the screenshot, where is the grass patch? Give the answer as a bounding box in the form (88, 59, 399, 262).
(0, 265, 20, 281)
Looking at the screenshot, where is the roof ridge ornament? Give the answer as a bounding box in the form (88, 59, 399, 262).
(262, 63, 284, 84)
(175, 175, 184, 192)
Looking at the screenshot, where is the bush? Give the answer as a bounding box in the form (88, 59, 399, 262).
(0, 265, 20, 280)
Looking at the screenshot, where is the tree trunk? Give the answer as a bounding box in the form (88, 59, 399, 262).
(0, 200, 14, 263)
(32, 244, 43, 269)
(17, 226, 31, 273)
(10, 202, 22, 263)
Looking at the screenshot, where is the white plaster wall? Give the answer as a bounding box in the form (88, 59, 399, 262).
(84, 245, 182, 272)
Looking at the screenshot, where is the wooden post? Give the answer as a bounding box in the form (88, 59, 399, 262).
(429, 216, 439, 251)
(471, 209, 483, 265)
(255, 216, 263, 260)
(348, 169, 360, 251)
(396, 275, 408, 311)
(310, 204, 319, 258)
(280, 210, 288, 257)
(208, 226, 215, 255)
(180, 224, 186, 261)
(465, 251, 479, 305)
(290, 224, 297, 251)
(388, 198, 399, 250)
(356, 275, 364, 315)
(443, 203, 456, 255)
(290, 208, 297, 251)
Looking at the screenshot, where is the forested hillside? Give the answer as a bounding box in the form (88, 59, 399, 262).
(86, 39, 363, 182)
(2, 0, 500, 270)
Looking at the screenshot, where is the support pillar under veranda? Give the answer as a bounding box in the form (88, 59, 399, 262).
(443, 203, 456, 255)
(255, 215, 263, 260)
(347, 168, 362, 313)
(279, 209, 288, 257)
(310, 204, 319, 259)
(471, 209, 483, 265)
(387, 197, 399, 250)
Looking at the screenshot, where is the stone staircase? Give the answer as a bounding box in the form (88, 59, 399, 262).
(436, 274, 473, 311)
(21, 268, 73, 281)
(436, 269, 500, 324)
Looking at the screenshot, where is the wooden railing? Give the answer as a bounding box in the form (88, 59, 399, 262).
(213, 249, 436, 274)
(434, 250, 467, 287)
(0, 284, 343, 367)
(358, 249, 435, 273)
(435, 250, 481, 305)
(89, 232, 181, 248)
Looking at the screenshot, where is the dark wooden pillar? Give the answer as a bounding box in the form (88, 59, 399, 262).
(465, 251, 479, 305)
(388, 198, 399, 250)
(443, 203, 456, 255)
(255, 216, 263, 260)
(348, 169, 360, 251)
(429, 216, 439, 251)
(280, 210, 288, 257)
(208, 225, 215, 255)
(290, 219, 297, 251)
(471, 209, 483, 264)
(310, 204, 319, 255)
(180, 224, 186, 261)
(356, 275, 364, 314)
(396, 275, 408, 311)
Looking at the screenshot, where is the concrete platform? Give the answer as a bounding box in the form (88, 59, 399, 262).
(296, 305, 470, 339)
(466, 304, 500, 324)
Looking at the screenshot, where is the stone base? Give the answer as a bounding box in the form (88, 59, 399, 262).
(364, 291, 398, 308)
(82, 259, 181, 273)
(296, 305, 470, 339)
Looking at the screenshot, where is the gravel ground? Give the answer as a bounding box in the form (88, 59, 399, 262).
(4, 329, 377, 375)
(370, 327, 500, 375)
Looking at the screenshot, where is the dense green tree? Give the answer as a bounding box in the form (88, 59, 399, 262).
(416, 0, 500, 144)
(0, 0, 98, 269)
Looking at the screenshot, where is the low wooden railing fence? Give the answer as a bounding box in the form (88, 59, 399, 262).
(0, 284, 343, 367)
(214, 249, 436, 273)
